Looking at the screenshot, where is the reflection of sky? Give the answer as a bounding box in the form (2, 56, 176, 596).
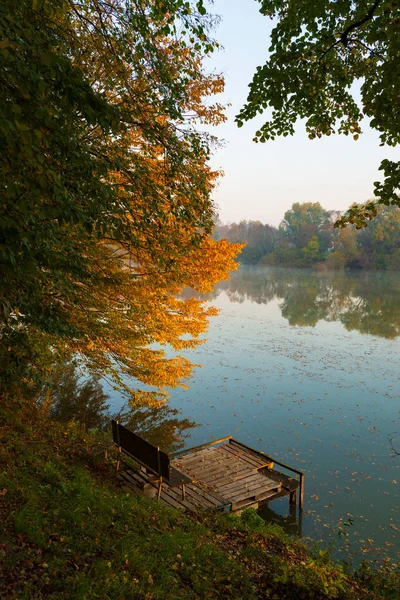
(107, 268, 400, 561)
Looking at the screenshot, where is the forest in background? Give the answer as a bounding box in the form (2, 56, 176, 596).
(214, 203, 400, 270)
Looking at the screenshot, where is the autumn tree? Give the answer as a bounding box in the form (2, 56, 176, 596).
(0, 0, 241, 404)
(357, 206, 400, 267)
(237, 0, 400, 227)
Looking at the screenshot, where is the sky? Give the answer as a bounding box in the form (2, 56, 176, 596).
(204, 0, 398, 226)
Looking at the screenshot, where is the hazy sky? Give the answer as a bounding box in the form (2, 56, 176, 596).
(205, 0, 398, 226)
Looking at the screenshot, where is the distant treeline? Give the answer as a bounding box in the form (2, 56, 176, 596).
(214, 202, 400, 270)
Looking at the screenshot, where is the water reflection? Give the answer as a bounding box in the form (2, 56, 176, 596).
(45, 364, 199, 451)
(216, 267, 400, 338)
(258, 502, 303, 538)
(45, 363, 111, 431)
(122, 405, 198, 454)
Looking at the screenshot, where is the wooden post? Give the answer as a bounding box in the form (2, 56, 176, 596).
(299, 473, 305, 510)
(115, 419, 121, 472)
(182, 484, 186, 500)
(157, 476, 163, 502)
(116, 447, 121, 472)
(289, 490, 297, 506)
(156, 447, 162, 501)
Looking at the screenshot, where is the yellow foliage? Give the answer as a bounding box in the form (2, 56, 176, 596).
(7, 2, 243, 405)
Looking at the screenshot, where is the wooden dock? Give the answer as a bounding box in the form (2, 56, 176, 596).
(117, 437, 304, 514)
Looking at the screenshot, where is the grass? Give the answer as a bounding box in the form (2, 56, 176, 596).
(1, 399, 399, 599)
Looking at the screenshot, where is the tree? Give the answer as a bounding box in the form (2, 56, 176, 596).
(236, 0, 400, 228)
(281, 203, 328, 249)
(214, 220, 280, 264)
(357, 205, 400, 267)
(0, 0, 241, 404)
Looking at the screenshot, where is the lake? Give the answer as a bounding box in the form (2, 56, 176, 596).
(106, 266, 400, 563)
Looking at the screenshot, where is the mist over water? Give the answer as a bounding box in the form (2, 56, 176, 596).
(107, 266, 400, 562)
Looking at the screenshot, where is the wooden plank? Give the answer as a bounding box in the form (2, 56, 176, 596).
(118, 473, 139, 490)
(300, 472, 305, 510)
(174, 449, 220, 469)
(194, 449, 253, 470)
(194, 481, 231, 505)
(220, 444, 265, 469)
(255, 488, 281, 503)
(226, 441, 268, 463)
(231, 498, 260, 511)
(186, 485, 220, 507)
(257, 488, 289, 505)
(210, 468, 264, 490)
(119, 469, 145, 487)
(199, 464, 250, 484)
(221, 444, 269, 469)
(190, 458, 251, 480)
(182, 456, 237, 477)
(216, 473, 266, 494)
(173, 448, 218, 468)
(202, 466, 252, 487)
(171, 436, 233, 458)
(187, 483, 226, 507)
(176, 447, 261, 483)
(159, 489, 185, 510)
(227, 480, 279, 504)
(186, 465, 249, 485)
(184, 486, 217, 508)
(118, 467, 229, 513)
(176, 449, 219, 466)
(204, 467, 252, 484)
(230, 439, 304, 477)
(177, 443, 246, 469)
(119, 470, 210, 511)
(160, 487, 200, 512)
(202, 474, 236, 488)
(229, 440, 273, 464)
(199, 472, 235, 486)
(255, 485, 281, 501)
(225, 480, 272, 501)
(260, 468, 299, 492)
(178, 448, 236, 470)
(168, 485, 215, 511)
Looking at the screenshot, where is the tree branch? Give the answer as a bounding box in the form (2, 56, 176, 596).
(340, 0, 383, 47)
(319, 0, 383, 59)
(350, 37, 386, 61)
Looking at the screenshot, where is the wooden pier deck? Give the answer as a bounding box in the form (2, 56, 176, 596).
(117, 437, 304, 514)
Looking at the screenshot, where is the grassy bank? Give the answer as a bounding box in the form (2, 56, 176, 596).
(1, 400, 399, 599)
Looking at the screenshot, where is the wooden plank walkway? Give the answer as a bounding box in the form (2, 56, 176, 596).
(118, 467, 231, 512)
(117, 438, 303, 514)
(172, 442, 281, 511)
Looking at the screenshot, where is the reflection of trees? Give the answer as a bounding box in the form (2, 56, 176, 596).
(123, 405, 198, 454)
(43, 363, 111, 431)
(258, 503, 302, 538)
(216, 267, 400, 338)
(43, 364, 199, 450)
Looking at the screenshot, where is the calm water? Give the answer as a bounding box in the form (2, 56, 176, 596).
(106, 266, 400, 563)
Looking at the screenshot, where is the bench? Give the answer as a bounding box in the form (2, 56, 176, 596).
(112, 420, 192, 501)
